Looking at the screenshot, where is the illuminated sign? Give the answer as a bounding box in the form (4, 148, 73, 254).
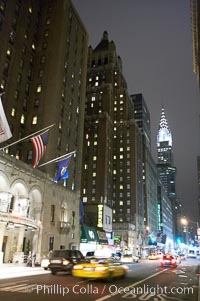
(97, 204, 103, 227)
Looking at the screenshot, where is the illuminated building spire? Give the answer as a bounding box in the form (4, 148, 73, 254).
(157, 106, 172, 147)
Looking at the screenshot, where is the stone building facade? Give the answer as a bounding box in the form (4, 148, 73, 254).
(0, 152, 80, 264)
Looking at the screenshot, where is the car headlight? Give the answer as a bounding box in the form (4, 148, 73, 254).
(73, 265, 84, 270)
(62, 260, 70, 265)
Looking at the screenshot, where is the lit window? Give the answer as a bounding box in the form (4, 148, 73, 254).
(113, 155, 116, 160)
(28, 7, 32, 13)
(120, 94, 123, 98)
(36, 85, 42, 93)
(95, 82, 98, 86)
(120, 155, 123, 159)
(93, 156, 97, 161)
(92, 172, 96, 177)
(6, 48, 11, 56)
(114, 107, 117, 111)
(120, 185, 123, 190)
(94, 141, 97, 146)
(32, 44, 35, 50)
(11, 108, 16, 117)
(20, 114, 25, 124)
(96, 76, 99, 80)
(92, 96, 95, 101)
(87, 141, 90, 146)
(89, 78, 92, 82)
(120, 147, 123, 152)
(32, 116, 37, 124)
(114, 82, 117, 86)
(113, 170, 116, 174)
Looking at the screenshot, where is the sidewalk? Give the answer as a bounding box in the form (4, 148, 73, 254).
(0, 263, 50, 280)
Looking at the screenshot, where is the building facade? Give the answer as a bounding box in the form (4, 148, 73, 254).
(0, 0, 88, 261)
(0, 0, 88, 191)
(157, 106, 181, 242)
(130, 94, 158, 249)
(0, 152, 80, 264)
(81, 32, 144, 253)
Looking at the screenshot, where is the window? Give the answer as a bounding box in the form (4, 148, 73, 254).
(50, 205, 55, 222)
(20, 114, 25, 124)
(40, 56, 45, 64)
(32, 116, 37, 124)
(36, 85, 42, 93)
(6, 47, 12, 58)
(11, 108, 16, 117)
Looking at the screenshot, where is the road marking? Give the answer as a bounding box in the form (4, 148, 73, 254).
(0, 283, 36, 293)
(0, 279, 29, 287)
(95, 269, 168, 301)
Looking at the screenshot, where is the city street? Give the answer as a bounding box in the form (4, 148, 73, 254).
(0, 258, 199, 301)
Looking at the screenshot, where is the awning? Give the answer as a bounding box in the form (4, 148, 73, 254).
(80, 225, 99, 243)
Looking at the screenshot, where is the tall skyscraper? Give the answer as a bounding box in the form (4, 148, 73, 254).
(157, 107, 176, 197)
(0, 0, 88, 192)
(157, 107, 181, 240)
(81, 32, 144, 252)
(131, 94, 158, 244)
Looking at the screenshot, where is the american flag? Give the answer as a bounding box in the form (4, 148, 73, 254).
(31, 130, 49, 168)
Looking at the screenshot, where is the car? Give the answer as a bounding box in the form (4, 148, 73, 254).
(178, 253, 187, 260)
(157, 252, 163, 259)
(41, 257, 50, 270)
(49, 249, 85, 275)
(148, 253, 158, 260)
(160, 254, 177, 267)
(120, 254, 139, 263)
(72, 257, 128, 281)
(187, 250, 197, 258)
(111, 252, 122, 260)
(85, 251, 95, 261)
(174, 255, 181, 264)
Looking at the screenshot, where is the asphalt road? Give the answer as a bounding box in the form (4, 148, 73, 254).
(0, 258, 199, 301)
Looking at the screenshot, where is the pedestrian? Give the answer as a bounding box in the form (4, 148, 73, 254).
(27, 251, 32, 267)
(32, 251, 36, 267)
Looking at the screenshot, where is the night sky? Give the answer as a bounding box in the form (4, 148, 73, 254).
(72, 0, 200, 223)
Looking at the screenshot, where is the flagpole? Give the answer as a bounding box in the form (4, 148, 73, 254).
(37, 150, 76, 168)
(0, 123, 55, 151)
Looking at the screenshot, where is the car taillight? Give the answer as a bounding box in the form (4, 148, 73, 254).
(171, 259, 175, 264)
(62, 260, 70, 265)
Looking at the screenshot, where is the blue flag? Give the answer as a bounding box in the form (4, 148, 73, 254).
(54, 154, 72, 183)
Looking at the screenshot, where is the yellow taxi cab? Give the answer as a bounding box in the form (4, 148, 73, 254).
(148, 253, 158, 260)
(72, 258, 128, 281)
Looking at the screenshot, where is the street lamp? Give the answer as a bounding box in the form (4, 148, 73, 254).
(180, 216, 200, 245)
